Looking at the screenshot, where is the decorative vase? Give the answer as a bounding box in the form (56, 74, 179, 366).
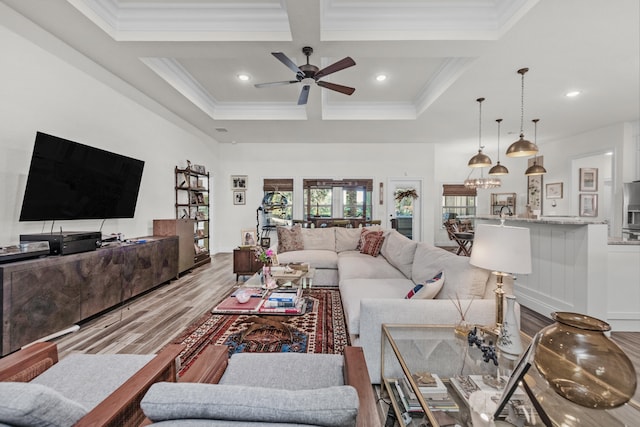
(263, 264, 277, 289)
(497, 295, 522, 359)
(532, 311, 637, 409)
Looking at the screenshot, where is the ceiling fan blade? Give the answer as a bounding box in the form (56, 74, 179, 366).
(254, 80, 299, 88)
(297, 85, 310, 105)
(272, 52, 305, 79)
(314, 57, 356, 80)
(316, 81, 355, 96)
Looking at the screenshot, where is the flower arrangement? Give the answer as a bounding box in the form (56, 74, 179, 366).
(254, 246, 275, 264)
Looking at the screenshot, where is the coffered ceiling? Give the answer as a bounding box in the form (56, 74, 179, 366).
(2, 0, 639, 146)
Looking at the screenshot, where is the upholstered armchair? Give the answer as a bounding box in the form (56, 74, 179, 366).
(0, 342, 183, 427)
(141, 345, 381, 427)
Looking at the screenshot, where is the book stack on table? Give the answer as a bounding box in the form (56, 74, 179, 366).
(259, 288, 305, 314)
(393, 372, 459, 414)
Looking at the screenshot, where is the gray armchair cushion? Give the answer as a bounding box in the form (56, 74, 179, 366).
(31, 353, 154, 411)
(141, 382, 359, 427)
(0, 382, 88, 427)
(220, 352, 345, 390)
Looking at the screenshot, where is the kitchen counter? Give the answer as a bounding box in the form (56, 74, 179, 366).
(468, 214, 607, 225)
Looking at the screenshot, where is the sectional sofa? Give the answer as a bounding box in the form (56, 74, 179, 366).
(275, 225, 517, 382)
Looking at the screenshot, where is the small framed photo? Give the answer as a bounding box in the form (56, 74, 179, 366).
(260, 237, 271, 249)
(545, 182, 563, 199)
(241, 229, 256, 246)
(192, 164, 206, 174)
(233, 190, 246, 205)
(493, 343, 533, 420)
(231, 175, 248, 190)
(579, 168, 598, 192)
(579, 193, 598, 217)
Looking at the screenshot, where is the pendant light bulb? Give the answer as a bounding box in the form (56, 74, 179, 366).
(525, 118, 547, 176)
(489, 118, 509, 176)
(506, 68, 539, 158)
(468, 97, 492, 168)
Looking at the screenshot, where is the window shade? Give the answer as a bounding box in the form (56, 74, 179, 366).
(442, 184, 477, 197)
(303, 179, 373, 190)
(263, 179, 293, 192)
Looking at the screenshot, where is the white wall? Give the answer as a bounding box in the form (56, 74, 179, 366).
(0, 17, 218, 246)
(216, 142, 436, 252)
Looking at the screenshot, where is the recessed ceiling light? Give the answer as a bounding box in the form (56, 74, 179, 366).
(565, 91, 581, 97)
(237, 73, 251, 82)
(376, 74, 387, 82)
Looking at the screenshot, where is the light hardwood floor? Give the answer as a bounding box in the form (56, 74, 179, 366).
(53, 251, 640, 404)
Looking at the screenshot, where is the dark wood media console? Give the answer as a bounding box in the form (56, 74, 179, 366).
(0, 236, 178, 356)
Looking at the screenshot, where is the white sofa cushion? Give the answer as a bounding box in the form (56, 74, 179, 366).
(411, 243, 489, 299)
(301, 228, 335, 251)
(339, 278, 414, 335)
(335, 227, 361, 252)
(277, 250, 338, 269)
(380, 230, 418, 279)
(338, 251, 407, 282)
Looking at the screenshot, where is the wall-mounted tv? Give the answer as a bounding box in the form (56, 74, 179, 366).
(20, 132, 145, 221)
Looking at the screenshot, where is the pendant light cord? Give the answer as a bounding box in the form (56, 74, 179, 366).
(477, 97, 484, 150)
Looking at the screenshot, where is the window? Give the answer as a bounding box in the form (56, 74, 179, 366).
(442, 184, 477, 222)
(263, 179, 293, 227)
(303, 179, 372, 220)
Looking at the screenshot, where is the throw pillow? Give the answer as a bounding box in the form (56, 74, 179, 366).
(360, 234, 385, 257)
(277, 225, 304, 253)
(0, 382, 88, 427)
(357, 228, 383, 250)
(404, 272, 445, 299)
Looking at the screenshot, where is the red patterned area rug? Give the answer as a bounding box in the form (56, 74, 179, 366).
(172, 288, 349, 373)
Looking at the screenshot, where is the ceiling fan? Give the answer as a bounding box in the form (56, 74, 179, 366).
(254, 46, 356, 105)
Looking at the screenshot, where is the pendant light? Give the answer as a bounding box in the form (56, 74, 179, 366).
(506, 68, 538, 158)
(525, 118, 547, 176)
(489, 118, 509, 175)
(468, 97, 492, 168)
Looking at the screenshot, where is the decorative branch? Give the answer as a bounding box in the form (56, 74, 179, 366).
(450, 293, 475, 321)
(395, 189, 418, 201)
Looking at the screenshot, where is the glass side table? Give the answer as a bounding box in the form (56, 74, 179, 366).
(381, 324, 540, 427)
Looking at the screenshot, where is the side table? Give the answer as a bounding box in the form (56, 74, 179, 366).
(233, 247, 263, 281)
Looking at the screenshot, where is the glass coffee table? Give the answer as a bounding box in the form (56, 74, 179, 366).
(381, 324, 540, 427)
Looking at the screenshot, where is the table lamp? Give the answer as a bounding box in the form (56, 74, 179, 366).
(470, 222, 532, 335)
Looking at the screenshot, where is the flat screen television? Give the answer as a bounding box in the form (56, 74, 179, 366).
(19, 132, 145, 221)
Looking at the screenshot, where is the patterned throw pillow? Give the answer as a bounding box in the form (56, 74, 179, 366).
(359, 234, 385, 257)
(277, 225, 304, 253)
(404, 272, 445, 299)
(357, 228, 383, 250)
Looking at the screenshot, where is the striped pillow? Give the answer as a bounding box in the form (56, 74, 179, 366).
(359, 234, 385, 257)
(405, 272, 445, 299)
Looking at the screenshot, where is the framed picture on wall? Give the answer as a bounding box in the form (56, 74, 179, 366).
(579, 194, 598, 217)
(231, 175, 248, 190)
(233, 190, 246, 205)
(527, 174, 543, 212)
(579, 168, 598, 191)
(546, 182, 563, 199)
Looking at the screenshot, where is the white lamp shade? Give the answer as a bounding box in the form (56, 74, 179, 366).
(470, 224, 532, 274)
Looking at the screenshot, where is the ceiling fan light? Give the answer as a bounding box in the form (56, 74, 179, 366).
(525, 163, 547, 176)
(468, 150, 492, 168)
(489, 162, 509, 175)
(506, 134, 538, 157)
